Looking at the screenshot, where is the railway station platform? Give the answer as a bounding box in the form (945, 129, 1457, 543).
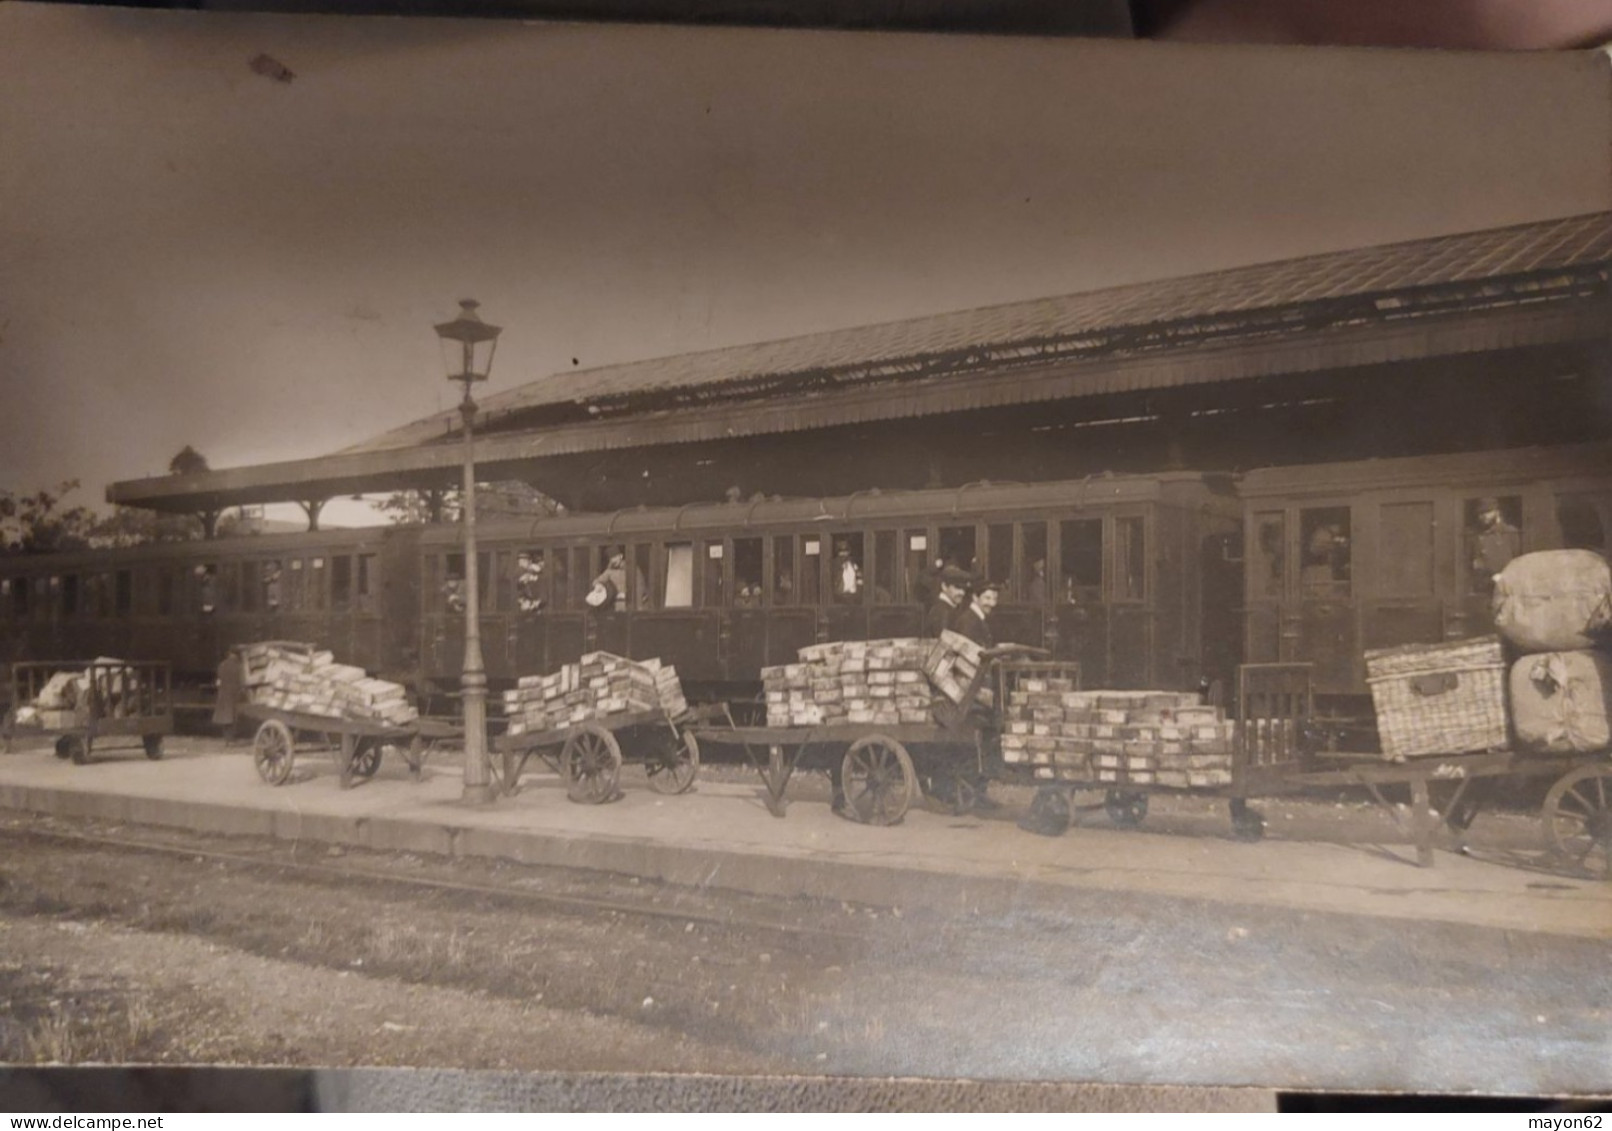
(0, 737, 1606, 940)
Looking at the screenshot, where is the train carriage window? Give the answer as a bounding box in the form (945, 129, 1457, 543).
(634, 545, 656, 609)
(1252, 512, 1285, 599)
(221, 563, 241, 613)
(0, 578, 9, 619)
(872, 530, 897, 604)
(733, 538, 763, 608)
(828, 533, 864, 605)
(1299, 508, 1350, 598)
(62, 574, 80, 618)
(97, 573, 113, 618)
(662, 543, 694, 609)
(309, 557, 327, 611)
(937, 526, 977, 580)
(115, 571, 132, 617)
(1553, 493, 1604, 553)
(1060, 519, 1103, 604)
(544, 549, 569, 610)
(1380, 502, 1436, 598)
(1022, 523, 1049, 605)
(14, 578, 29, 618)
(769, 537, 795, 607)
(903, 530, 930, 607)
(569, 548, 591, 609)
(40, 577, 58, 621)
(987, 524, 1014, 598)
(357, 555, 376, 613)
(156, 571, 173, 616)
(799, 536, 823, 605)
(1115, 517, 1146, 601)
(331, 556, 353, 612)
(442, 553, 467, 613)
(702, 541, 725, 608)
(493, 551, 514, 613)
(1464, 496, 1524, 592)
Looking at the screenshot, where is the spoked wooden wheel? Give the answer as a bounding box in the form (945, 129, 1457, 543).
(350, 739, 384, 780)
(1023, 787, 1072, 836)
(840, 735, 916, 826)
(563, 725, 623, 804)
(647, 730, 700, 795)
(53, 736, 74, 761)
(253, 719, 296, 786)
(64, 736, 91, 766)
(1105, 789, 1148, 827)
(142, 734, 165, 761)
(1543, 765, 1612, 878)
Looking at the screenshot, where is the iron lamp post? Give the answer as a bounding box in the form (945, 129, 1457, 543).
(434, 299, 502, 804)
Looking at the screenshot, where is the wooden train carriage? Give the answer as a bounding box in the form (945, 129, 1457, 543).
(1239, 441, 1612, 700)
(416, 471, 1242, 698)
(0, 526, 422, 689)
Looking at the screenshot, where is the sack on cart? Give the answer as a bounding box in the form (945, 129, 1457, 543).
(1492, 549, 1612, 654)
(1509, 650, 1612, 755)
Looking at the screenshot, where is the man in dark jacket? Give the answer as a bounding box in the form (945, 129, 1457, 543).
(923, 565, 971, 637)
(951, 579, 1001, 647)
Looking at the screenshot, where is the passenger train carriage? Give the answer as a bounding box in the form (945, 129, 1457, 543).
(2, 444, 1609, 726)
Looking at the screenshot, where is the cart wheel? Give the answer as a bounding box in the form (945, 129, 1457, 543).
(1229, 799, 1265, 842)
(840, 735, 916, 826)
(65, 736, 90, 766)
(1022, 787, 1072, 837)
(647, 730, 700, 795)
(1543, 765, 1612, 879)
(350, 739, 384, 780)
(53, 736, 73, 761)
(142, 734, 164, 761)
(253, 719, 296, 786)
(1104, 789, 1148, 827)
(563, 725, 623, 804)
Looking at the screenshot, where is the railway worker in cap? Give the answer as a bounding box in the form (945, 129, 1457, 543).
(923, 565, 971, 637)
(951, 578, 1001, 649)
(442, 573, 468, 615)
(196, 565, 217, 616)
(831, 540, 863, 604)
(1470, 497, 1521, 587)
(515, 550, 546, 614)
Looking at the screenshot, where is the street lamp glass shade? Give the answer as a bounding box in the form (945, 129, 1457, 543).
(434, 299, 501, 384)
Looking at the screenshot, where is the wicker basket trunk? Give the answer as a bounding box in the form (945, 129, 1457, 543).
(1364, 636, 1508, 760)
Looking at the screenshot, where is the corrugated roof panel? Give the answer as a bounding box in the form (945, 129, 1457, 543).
(342, 211, 1612, 455)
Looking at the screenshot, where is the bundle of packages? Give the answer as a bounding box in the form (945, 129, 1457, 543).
(922, 631, 997, 708)
(1490, 550, 1612, 756)
(762, 638, 935, 728)
(501, 652, 686, 738)
(1508, 650, 1612, 755)
(1000, 687, 1235, 787)
(241, 641, 417, 727)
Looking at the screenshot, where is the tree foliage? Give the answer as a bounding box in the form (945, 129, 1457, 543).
(0, 481, 99, 554)
(168, 446, 210, 476)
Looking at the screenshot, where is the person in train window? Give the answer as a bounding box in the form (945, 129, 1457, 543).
(952, 578, 1000, 648)
(1470, 497, 1521, 583)
(515, 551, 546, 614)
(831, 541, 863, 604)
(442, 574, 467, 614)
(735, 580, 762, 608)
(264, 561, 282, 613)
(911, 556, 944, 608)
(923, 565, 971, 636)
(1026, 558, 1049, 605)
(196, 566, 218, 615)
(1300, 525, 1349, 596)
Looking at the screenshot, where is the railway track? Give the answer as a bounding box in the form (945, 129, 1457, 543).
(0, 817, 873, 945)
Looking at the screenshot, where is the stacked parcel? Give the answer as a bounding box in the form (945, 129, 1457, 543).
(1000, 686, 1235, 787)
(922, 630, 997, 709)
(762, 638, 935, 728)
(502, 652, 687, 738)
(241, 641, 418, 727)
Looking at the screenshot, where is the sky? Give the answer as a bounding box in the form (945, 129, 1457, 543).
(1, 4, 1608, 527)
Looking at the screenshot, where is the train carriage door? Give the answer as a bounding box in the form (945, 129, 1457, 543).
(822, 532, 869, 643)
(728, 536, 768, 680)
(1293, 504, 1356, 692)
(868, 529, 920, 639)
(766, 535, 815, 666)
(1056, 518, 1106, 686)
(988, 521, 1036, 649)
(1109, 513, 1152, 687)
(1364, 498, 1443, 653)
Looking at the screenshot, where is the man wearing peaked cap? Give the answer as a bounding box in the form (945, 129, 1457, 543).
(923, 564, 971, 637)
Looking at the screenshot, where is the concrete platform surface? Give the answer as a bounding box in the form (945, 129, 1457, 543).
(0, 738, 1606, 939)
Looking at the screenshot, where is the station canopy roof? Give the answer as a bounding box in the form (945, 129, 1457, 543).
(109, 209, 1612, 513)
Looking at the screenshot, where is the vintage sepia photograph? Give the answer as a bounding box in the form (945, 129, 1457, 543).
(1, 0, 1609, 1110)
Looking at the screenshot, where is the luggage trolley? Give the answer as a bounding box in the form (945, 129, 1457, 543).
(2, 660, 174, 765)
(242, 702, 461, 789)
(492, 703, 711, 803)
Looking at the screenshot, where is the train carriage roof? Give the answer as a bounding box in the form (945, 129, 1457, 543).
(109, 210, 1612, 514)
